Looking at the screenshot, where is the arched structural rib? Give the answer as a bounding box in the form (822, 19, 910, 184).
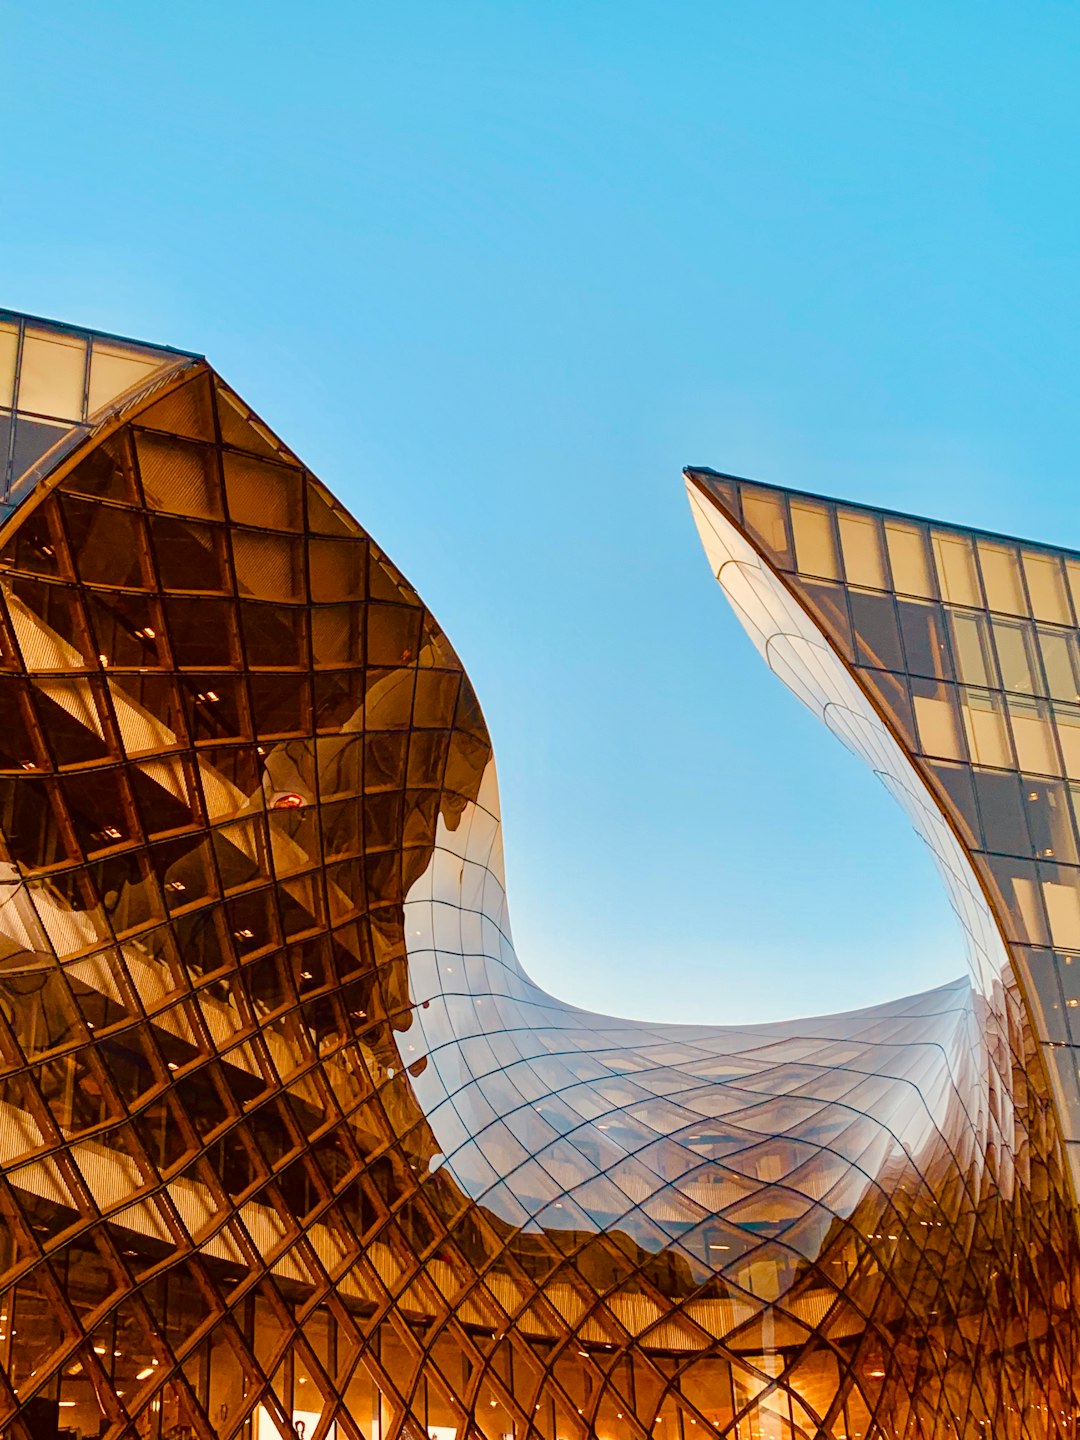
(0, 308, 1074, 1440)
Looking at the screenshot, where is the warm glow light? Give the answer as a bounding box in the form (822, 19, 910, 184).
(273, 792, 305, 809)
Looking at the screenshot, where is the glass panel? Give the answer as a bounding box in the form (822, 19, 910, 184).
(1015, 949, 1068, 1043)
(992, 619, 1039, 695)
(740, 489, 792, 568)
(948, 610, 995, 687)
(972, 771, 1030, 856)
(223, 452, 304, 532)
(837, 510, 887, 589)
(0, 323, 16, 408)
(931, 531, 980, 606)
(232, 531, 304, 602)
(1055, 703, 1080, 781)
(911, 680, 964, 761)
(1043, 871, 1080, 950)
(884, 520, 934, 597)
(849, 589, 903, 671)
(1038, 628, 1080, 703)
(87, 339, 167, 414)
(136, 433, 223, 520)
(1024, 779, 1077, 862)
(1023, 550, 1072, 624)
(800, 579, 854, 658)
(897, 599, 950, 680)
(789, 502, 839, 580)
(18, 328, 86, 421)
(959, 688, 1013, 768)
(1008, 695, 1060, 776)
(977, 540, 1026, 615)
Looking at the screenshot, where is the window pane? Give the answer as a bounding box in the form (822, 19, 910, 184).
(911, 680, 964, 760)
(790, 502, 839, 580)
(87, 340, 165, 414)
(992, 619, 1039, 695)
(960, 688, 1013, 768)
(884, 521, 934, 597)
(1023, 550, 1072, 624)
(978, 540, 1026, 615)
(838, 511, 887, 589)
(18, 328, 86, 421)
(1054, 703, 1080, 781)
(1025, 779, 1077, 862)
(897, 599, 950, 679)
(741, 489, 792, 568)
(931, 532, 980, 606)
(849, 590, 903, 671)
(949, 611, 995, 687)
(1038, 629, 1080, 703)
(1008, 695, 1060, 775)
(0, 322, 16, 408)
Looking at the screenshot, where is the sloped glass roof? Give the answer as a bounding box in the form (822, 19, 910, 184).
(0, 307, 200, 516)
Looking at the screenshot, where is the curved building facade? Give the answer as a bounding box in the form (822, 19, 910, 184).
(0, 308, 1076, 1440)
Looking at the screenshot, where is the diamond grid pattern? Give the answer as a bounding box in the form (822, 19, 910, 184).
(0, 322, 1071, 1439)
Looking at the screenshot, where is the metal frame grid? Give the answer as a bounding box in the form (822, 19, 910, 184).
(0, 312, 1073, 1440)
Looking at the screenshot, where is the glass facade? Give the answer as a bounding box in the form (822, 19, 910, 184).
(0, 309, 1074, 1440)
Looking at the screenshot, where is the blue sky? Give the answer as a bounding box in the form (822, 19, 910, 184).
(4, 2, 1079, 1022)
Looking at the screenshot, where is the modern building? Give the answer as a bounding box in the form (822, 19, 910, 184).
(0, 307, 1076, 1440)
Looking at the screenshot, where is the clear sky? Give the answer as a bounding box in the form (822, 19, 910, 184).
(4, 2, 1079, 1023)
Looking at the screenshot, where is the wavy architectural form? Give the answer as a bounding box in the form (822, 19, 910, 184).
(0, 308, 1075, 1440)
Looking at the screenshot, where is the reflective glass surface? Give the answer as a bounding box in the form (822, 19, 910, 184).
(0, 311, 196, 520)
(0, 308, 1074, 1440)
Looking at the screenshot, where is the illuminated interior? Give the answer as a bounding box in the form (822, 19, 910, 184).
(0, 308, 1075, 1440)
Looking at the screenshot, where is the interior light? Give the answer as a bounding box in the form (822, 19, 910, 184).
(272, 792, 305, 810)
(136, 1366, 154, 1380)
(98, 653, 109, 666)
